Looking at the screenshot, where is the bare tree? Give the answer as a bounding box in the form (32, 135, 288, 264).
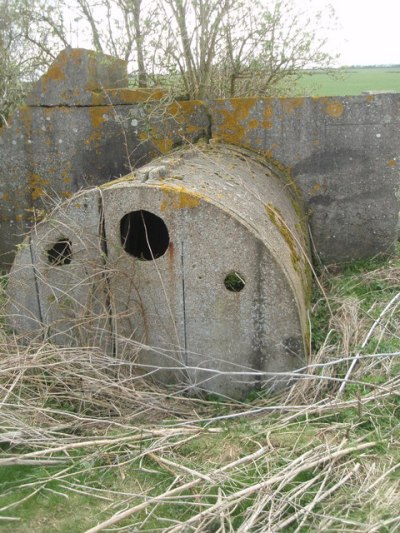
(1, 0, 337, 122)
(0, 0, 56, 125)
(155, 0, 337, 99)
(217, 0, 337, 97)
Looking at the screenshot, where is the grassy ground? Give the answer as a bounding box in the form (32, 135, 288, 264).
(0, 245, 399, 531)
(295, 66, 400, 96)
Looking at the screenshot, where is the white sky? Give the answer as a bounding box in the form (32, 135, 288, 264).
(307, 0, 400, 65)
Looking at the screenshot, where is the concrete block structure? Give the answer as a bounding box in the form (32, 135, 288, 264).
(7, 145, 310, 398)
(2, 49, 399, 398)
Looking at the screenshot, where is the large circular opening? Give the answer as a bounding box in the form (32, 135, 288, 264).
(120, 210, 169, 260)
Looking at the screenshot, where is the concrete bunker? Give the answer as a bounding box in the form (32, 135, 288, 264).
(7, 144, 310, 399)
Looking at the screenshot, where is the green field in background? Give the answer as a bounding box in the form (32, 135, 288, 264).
(296, 66, 400, 96)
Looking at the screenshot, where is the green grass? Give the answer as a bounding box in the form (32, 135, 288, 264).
(295, 66, 400, 96)
(0, 245, 399, 530)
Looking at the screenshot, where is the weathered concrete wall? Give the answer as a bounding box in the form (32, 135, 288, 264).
(0, 49, 209, 267)
(7, 144, 310, 398)
(211, 96, 400, 263)
(0, 48, 399, 269)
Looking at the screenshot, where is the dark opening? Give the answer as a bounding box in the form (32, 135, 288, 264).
(224, 271, 245, 292)
(120, 210, 169, 260)
(47, 239, 72, 266)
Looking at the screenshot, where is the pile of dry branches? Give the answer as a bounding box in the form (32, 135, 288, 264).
(0, 253, 399, 531)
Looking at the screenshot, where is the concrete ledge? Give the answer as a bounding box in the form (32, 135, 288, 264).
(0, 49, 399, 268)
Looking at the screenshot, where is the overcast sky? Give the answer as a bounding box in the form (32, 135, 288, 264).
(309, 0, 400, 66)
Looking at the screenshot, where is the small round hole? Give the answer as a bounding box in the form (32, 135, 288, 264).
(224, 271, 245, 292)
(47, 239, 72, 266)
(120, 210, 169, 260)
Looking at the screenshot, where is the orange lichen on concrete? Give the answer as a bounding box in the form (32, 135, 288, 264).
(387, 159, 397, 167)
(167, 100, 204, 125)
(262, 104, 274, 128)
(86, 107, 108, 144)
(35, 50, 77, 91)
(248, 119, 259, 128)
(152, 138, 174, 154)
(89, 106, 107, 129)
(133, 100, 206, 153)
(314, 97, 345, 119)
(159, 184, 203, 211)
(280, 98, 304, 114)
(310, 183, 321, 195)
(41, 61, 66, 83)
(325, 101, 344, 118)
(28, 173, 49, 201)
(213, 98, 258, 144)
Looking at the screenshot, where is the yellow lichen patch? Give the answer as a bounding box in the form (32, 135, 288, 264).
(138, 131, 148, 143)
(265, 202, 300, 270)
(41, 63, 66, 83)
(126, 99, 205, 152)
(89, 106, 107, 130)
(213, 98, 257, 145)
(159, 184, 203, 212)
(70, 48, 90, 64)
(248, 119, 259, 129)
(366, 94, 375, 102)
(152, 138, 174, 154)
(313, 97, 345, 119)
(232, 98, 257, 121)
(15, 214, 23, 222)
(387, 159, 397, 168)
(29, 173, 49, 201)
(86, 107, 108, 144)
(100, 174, 136, 188)
(325, 101, 344, 118)
(177, 100, 204, 113)
(310, 183, 321, 195)
(314, 97, 344, 118)
(61, 191, 72, 199)
(280, 98, 304, 114)
(166, 100, 204, 127)
(262, 104, 274, 128)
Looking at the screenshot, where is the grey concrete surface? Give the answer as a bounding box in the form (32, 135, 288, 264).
(7, 189, 112, 350)
(26, 48, 128, 106)
(7, 144, 310, 399)
(1, 49, 399, 269)
(211, 95, 400, 263)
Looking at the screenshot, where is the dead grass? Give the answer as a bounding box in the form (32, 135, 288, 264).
(0, 246, 399, 531)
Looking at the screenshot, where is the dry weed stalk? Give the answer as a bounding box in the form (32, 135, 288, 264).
(0, 203, 399, 531)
